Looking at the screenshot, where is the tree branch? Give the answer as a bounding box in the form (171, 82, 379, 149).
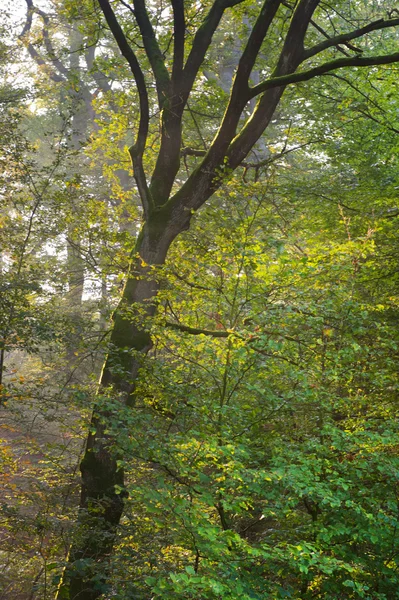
(308, 16, 350, 57)
(171, 0, 185, 84)
(98, 0, 152, 215)
(249, 51, 399, 98)
(34, 4, 70, 80)
(85, 45, 112, 94)
(235, 0, 282, 87)
(222, 0, 321, 170)
(182, 140, 322, 168)
(132, 0, 170, 107)
(165, 321, 231, 337)
(283, 0, 354, 57)
(146, 0, 247, 207)
(165, 321, 306, 348)
(181, 0, 246, 101)
(20, 0, 65, 83)
(170, 0, 321, 215)
(304, 18, 399, 61)
(206, 0, 282, 154)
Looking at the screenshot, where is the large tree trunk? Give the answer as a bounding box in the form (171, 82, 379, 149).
(56, 209, 188, 599)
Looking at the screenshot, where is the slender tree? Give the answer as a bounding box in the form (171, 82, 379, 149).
(56, 1, 399, 597)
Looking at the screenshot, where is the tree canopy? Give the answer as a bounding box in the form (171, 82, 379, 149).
(1, 1, 399, 599)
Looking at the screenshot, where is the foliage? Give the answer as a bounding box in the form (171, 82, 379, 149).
(1, 1, 399, 599)
(102, 172, 399, 599)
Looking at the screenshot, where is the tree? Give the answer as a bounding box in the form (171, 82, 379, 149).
(52, 1, 399, 597)
(104, 173, 399, 599)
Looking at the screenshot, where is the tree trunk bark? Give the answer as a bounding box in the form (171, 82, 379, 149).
(56, 210, 188, 599)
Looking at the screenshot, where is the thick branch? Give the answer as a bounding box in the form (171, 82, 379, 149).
(171, 0, 185, 83)
(304, 18, 399, 60)
(98, 0, 151, 213)
(98, 0, 148, 154)
(181, 0, 246, 100)
(273, 0, 321, 71)
(220, 0, 321, 165)
(171, 0, 320, 214)
(147, 0, 246, 206)
(132, 0, 170, 107)
(235, 0, 282, 86)
(249, 51, 399, 98)
(283, 0, 353, 56)
(203, 0, 282, 156)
